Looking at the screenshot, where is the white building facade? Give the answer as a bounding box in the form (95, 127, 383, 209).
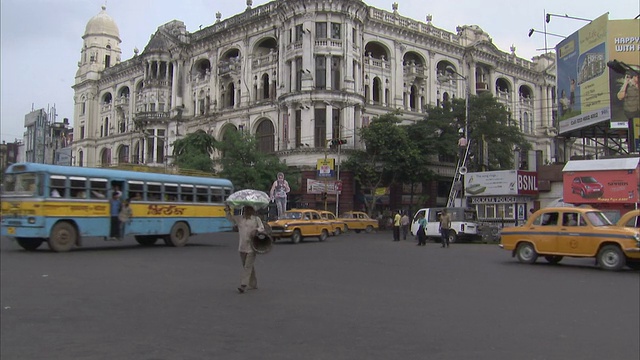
(71, 1, 558, 174)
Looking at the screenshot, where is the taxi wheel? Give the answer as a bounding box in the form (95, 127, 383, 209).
(166, 222, 190, 247)
(544, 255, 563, 264)
(343, 225, 349, 233)
(16, 238, 44, 251)
(291, 229, 302, 244)
(597, 245, 625, 271)
(515, 242, 538, 264)
(365, 225, 374, 233)
(334, 227, 341, 236)
(48, 222, 77, 252)
(319, 229, 329, 242)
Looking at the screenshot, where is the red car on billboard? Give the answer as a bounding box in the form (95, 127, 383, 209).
(571, 176, 604, 198)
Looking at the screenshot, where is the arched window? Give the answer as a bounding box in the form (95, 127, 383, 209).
(256, 120, 275, 153)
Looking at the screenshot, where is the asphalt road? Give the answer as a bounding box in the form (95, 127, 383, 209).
(1, 230, 638, 360)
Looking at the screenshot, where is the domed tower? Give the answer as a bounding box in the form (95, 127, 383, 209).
(72, 6, 122, 166)
(76, 5, 121, 79)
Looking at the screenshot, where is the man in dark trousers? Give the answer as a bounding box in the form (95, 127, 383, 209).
(439, 209, 451, 248)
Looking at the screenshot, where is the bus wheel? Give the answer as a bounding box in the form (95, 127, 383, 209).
(48, 222, 77, 252)
(16, 238, 44, 251)
(135, 236, 158, 246)
(166, 222, 190, 247)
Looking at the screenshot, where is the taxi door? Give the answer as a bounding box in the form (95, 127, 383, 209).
(526, 211, 559, 253)
(556, 211, 595, 255)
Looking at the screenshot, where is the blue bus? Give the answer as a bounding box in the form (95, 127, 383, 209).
(1, 163, 234, 252)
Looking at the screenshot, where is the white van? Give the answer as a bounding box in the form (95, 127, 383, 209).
(410, 207, 480, 243)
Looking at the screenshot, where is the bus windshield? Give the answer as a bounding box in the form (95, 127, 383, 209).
(2, 173, 41, 196)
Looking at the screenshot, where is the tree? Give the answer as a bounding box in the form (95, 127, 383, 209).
(172, 129, 217, 173)
(411, 93, 531, 171)
(215, 129, 292, 192)
(342, 112, 415, 216)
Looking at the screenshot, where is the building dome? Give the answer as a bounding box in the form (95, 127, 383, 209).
(84, 6, 120, 40)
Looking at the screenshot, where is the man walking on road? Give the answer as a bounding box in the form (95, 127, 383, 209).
(439, 209, 451, 248)
(401, 211, 410, 240)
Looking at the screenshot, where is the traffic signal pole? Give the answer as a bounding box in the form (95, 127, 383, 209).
(335, 142, 341, 217)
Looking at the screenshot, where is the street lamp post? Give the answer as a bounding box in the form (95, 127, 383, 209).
(325, 101, 356, 217)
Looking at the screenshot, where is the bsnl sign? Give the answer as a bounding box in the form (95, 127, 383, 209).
(465, 170, 538, 196)
(517, 171, 538, 195)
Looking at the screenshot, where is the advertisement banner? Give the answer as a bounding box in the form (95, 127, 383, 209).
(563, 169, 639, 204)
(306, 179, 337, 194)
(557, 13, 610, 135)
(317, 158, 334, 177)
(607, 19, 640, 150)
(464, 170, 539, 196)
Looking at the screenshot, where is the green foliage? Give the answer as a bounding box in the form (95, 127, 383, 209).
(215, 130, 293, 192)
(343, 112, 424, 215)
(172, 129, 216, 173)
(411, 93, 531, 171)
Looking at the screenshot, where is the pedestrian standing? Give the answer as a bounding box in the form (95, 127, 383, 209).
(401, 212, 410, 240)
(392, 210, 401, 241)
(108, 192, 121, 241)
(225, 205, 265, 294)
(439, 209, 452, 248)
(416, 212, 427, 246)
(118, 198, 133, 240)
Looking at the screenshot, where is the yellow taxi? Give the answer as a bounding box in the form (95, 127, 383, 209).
(338, 211, 379, 233)
(617, 209, 640, 229)
(268, 209, 333, 244)
(499, 207, 640, 271)
(318, 210, 347, 236)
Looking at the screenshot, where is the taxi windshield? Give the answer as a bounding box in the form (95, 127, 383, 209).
(281, 212, 302, 220)
(585, 211, 613, 227)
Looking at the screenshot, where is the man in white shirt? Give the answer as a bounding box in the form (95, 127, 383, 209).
(225, 205, 265, 293)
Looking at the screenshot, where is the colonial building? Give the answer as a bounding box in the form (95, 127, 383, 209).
(71, 1, 558, 211)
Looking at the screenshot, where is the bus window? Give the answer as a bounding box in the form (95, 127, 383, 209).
(70, 176, 87, 198)
(50, 175, 66, 198)
(180, 184, 194, 202)
(89, 178, 108, 199)
(128, 180, 144, 201)
(211, 187, 223, 202)
(165, 183, 179, 202)
(224, 187, 232, 200)
(147, 182, 162, 201)
(196, 186, 208, 203)
(3, 173, 41, 195)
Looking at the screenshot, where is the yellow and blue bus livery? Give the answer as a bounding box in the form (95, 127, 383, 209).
(1, 163, 234, 252)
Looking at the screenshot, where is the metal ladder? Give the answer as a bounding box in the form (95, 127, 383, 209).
(447, 140, 472, 207)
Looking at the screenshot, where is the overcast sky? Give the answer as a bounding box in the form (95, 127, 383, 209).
(1, 0, 638, 143)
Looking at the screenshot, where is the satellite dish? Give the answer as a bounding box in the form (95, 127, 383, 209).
(459, 166, 467, 175)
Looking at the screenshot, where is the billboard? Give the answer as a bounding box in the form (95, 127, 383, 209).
(464, 170, 539, 196)
(607, 19, 640, 150)
(557, 14, 610, 135)
(562, 158, 640, 204)
(563, 170, 638, 204)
